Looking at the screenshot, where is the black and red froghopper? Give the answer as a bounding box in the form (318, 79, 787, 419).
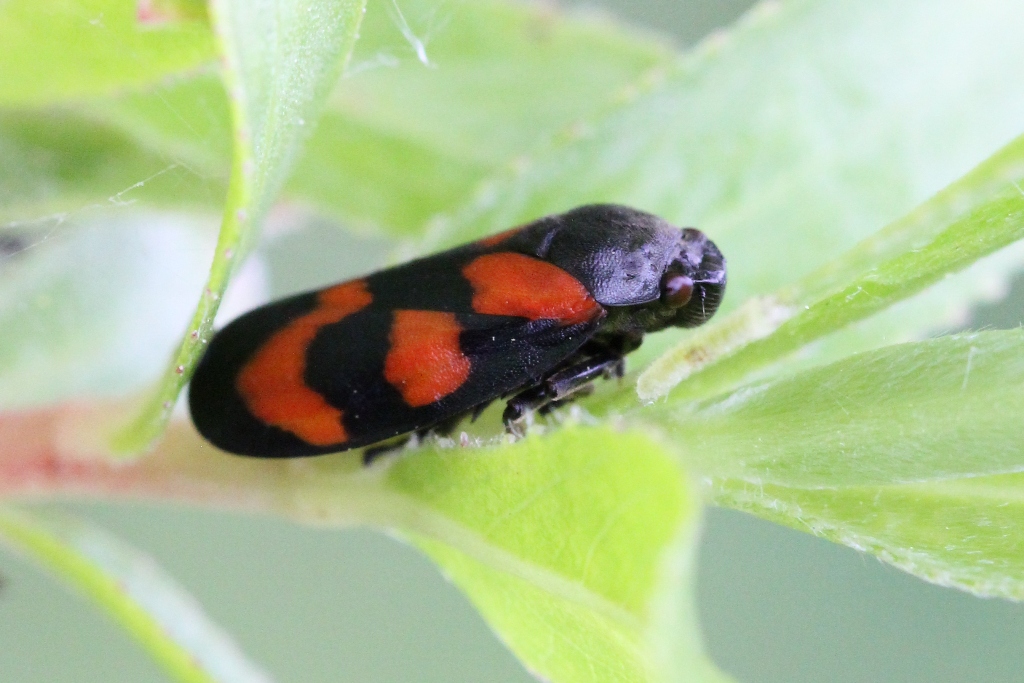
(188, 204, 727, 459)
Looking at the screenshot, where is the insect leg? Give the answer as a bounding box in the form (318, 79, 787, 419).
(502, 350, 624, 429)
(537, 384, 595, 416)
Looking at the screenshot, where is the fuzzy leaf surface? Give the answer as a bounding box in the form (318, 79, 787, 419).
(385, 427, 731, 683)
(714, 473, 1024, 600)
(657, 330, 1024, 488)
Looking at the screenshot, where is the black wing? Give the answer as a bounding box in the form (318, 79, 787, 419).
(305, 308, 604, 451)
(190, 232, 607, 458)
(190, 299, 603, 457)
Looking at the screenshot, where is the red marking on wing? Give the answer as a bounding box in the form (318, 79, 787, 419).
(384, 311, 471, 407)
(463, 252, 602, 324)
(236, 280, 372, 446)
(476, 226, 522, 247)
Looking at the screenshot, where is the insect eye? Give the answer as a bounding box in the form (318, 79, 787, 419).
(660, 273, 694, 308)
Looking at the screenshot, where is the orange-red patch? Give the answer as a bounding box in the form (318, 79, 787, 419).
(462, 252, 602, 324)
(236, 280, 372, 446)
(384, 311, 471, 407)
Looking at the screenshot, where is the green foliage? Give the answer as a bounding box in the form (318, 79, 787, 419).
(390, 427, 716, 683)
(0, 0, 214, 105)
(716, 473, 1024, 601)
(637, 133, 1024, 401)
(2, 0, 1024, 681)
(0, 213, 214, 407)
(0, 506, 271, 683)
(114, 0, 369, 452)
(663, 330, 1024, 485)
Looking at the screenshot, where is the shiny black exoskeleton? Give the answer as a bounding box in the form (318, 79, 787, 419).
(189, 204, 726, 460)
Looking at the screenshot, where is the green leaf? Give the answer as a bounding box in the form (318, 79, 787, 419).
(79, 74, 234, 177)
(384, 426, 732, 683)
(6, 0, 1024, 675)
(0, 211, 216, 408)
(0, 506, 271, 683)
(637, 132, 1024, 401)
(647, 329, 1024, 597)
(655, 329, 1024, 487)
(423, 0, 1024, 369)
(714, 473, 1024, 601)
(342, 0, 670, 169)
(137, 0, 209, 25)
(0, 75, 232, 229)
(0, 415, 731, 682)
(114, 0, 367, 454)
(71, 0, 673, 235)
(314, 0, 673, 232)
(0, 110, 223, 228)
(0, 0, 215, 106)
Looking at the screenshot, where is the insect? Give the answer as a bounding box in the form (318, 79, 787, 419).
(189, 204, 726, 459)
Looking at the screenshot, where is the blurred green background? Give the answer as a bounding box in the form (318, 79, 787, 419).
(4, 1, 1024, 681)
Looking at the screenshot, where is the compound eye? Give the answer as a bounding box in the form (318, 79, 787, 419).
(660, 273, 694, 308)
